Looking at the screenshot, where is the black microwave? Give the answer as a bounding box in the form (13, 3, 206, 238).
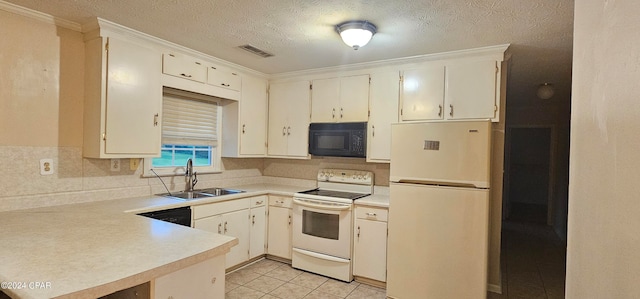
(308, 122, 367, 158)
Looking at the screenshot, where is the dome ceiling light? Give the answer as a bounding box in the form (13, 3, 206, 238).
(335, 21, 377, 50)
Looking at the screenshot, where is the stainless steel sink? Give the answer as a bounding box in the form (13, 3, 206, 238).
(160, 188, 245, 201)
(197, 187, 245, 196)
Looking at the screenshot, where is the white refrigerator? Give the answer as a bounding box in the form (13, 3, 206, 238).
(387, 120, 492, 299)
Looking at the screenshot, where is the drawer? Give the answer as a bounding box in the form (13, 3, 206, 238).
(250, 195, 267, 208)
(355, 206, 388, 222)
(207, 65, 241, 91)
(163, 53, 207, 83)
(269, 195, 292, 208)
(193, 198, 250, 219)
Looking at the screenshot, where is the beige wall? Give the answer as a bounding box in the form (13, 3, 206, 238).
(567, 1, 640, 298)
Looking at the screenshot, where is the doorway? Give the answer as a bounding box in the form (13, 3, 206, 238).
(503, 127, 555, 225)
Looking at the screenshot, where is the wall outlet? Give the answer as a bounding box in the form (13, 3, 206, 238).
(40, 158, 54, 175)
(130, 158, 140, 171)
(110, 159, 121, 172)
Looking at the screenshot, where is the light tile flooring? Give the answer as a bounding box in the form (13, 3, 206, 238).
(225, 259, 386, 299)
(227, 220, 566, 299)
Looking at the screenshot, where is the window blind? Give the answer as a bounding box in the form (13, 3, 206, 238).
(161, 90, 219, 146)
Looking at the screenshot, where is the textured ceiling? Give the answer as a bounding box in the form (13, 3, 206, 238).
(4, 0, 574, 103)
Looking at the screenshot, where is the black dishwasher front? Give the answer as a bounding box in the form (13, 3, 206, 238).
(137, 206, 191, 227)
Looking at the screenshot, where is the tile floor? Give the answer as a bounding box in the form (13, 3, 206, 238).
(225, 259, 386, 299)
(227, 220, 566, 299)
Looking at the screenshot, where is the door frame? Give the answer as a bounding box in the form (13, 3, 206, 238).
(503, 125, 557, 225)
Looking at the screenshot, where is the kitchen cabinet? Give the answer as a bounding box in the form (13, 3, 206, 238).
(267, 195, 293, 260)
(193, 198, 251, 269)
(83, 36, 162, 158)
(153, 254, 225, 299)
(367, 71, 400, 163)
(445, 59, 499, 120)
(207, 64, 241, 91)
(267, 81, 311, 158)
(400, 58, 500, 122)
(162, 52, 207, 83)
(400, 65, 445, 121)
(249, 196, 267, 259)
(353, 206, 388, 283)
(311, 75, 369, 123)
(222, 75, 268, 157)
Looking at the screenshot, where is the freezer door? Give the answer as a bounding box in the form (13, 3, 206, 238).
(390, 121, 492, 188)
(387, 183, 489, 299)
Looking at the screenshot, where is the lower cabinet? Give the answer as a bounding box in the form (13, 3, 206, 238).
(153, 254, 225, 299)
(249, 196, 267, 259)
(353, 205, 388, 283)
(267, 195, 293, 260)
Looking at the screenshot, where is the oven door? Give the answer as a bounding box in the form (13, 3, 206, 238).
(292, 197, 352, 259)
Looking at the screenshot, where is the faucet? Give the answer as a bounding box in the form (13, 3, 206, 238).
(185, 158, 198, 192)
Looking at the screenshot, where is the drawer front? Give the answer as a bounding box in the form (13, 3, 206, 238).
(268, 195, 292, 208)
(207, 66, 241, 91)
(193, 198, 250, 219)
(355, 206, 388, 222)
(250, 195, 267, 208)
(163, 53, 207, 83)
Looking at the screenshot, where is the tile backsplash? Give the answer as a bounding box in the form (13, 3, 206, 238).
(0, 146, 389, 212)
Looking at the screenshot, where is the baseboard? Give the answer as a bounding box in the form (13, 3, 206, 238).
(354, 276, 386, 289)
(487, 283, 502, 294)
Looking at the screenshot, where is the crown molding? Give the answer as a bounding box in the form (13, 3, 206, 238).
(0, 0, 81, 31)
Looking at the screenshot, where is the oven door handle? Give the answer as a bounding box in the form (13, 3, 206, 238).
(293, 198, 351, 211)
(292, 248, 350, 263)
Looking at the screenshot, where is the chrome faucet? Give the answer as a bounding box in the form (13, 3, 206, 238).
(185, 158, 198, 192)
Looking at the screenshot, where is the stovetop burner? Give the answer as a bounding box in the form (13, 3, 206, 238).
(298, 188, 371, 200)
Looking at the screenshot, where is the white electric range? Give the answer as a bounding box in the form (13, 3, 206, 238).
(291, 169, 374, 282)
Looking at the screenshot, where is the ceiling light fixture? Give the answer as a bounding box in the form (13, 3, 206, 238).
(536, 83, 555, 100)
(336, 20, 377, 50)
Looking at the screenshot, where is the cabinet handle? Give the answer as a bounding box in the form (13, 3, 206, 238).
(366, 212, 377, 217)
(252, 215, 255, 225)
(256, 200, 263, 205)
(288, 215, 292, 225)
(242, 124, 246, 134)
(287, 126, 291, 135)
(438, 105, 443, 117)
(276, 200, 284, 204)
(221, 83, 230, 87)
(211, 66, 217, 70)
(282, 126, 286, 136)
(357, 226, 360, 238)
(217, 223, 222, 234)
(340, 107, 343, 118)
(224, 221, 228, 233)
(332, 108, 335, 119)
(449, 104, 454, 117)
(372, 125, 375, 137)
(180, 73, 192, 78)
(153, 113, 159, 127)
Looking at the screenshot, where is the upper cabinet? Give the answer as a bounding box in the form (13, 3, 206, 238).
(222, 75, 268, 157)
(162, 53, 207, 83)
(400, 57, 502, 122)
(83, 36, 162, 158)
(367, 71, 400, 163)
(311, 75, 369, 123)
(267, 81, 311, 158)
(207, 64, 241, 91)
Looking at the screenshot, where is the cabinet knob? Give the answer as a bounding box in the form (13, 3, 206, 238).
(372, 125, 375, 137)
(221, 83, 230, 87)
(438, 105, 443, 117)
(287, 126, 291, 136)
(340, 107, 343, 118)
(211, 277, 217, 284)
(252, 215, 255, 225)
(256, 200, 263, 205)
(332, 108, 335, 118)
(288, 215, 292, 225)
(224, 221, 228, 233)
(449, 104, 454, 117)
(218, 223, 222, 234)
(242, 124, 246, 134)
(282, 126, 286, 136)
(180, 73, 192, 78)
(153, 113, 159, 126)
(357, 226, 360, 238)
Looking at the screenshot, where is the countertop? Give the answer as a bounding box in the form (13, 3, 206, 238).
(0, 183, 388, 298)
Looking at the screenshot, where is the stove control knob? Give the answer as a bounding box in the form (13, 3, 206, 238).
(329, 172, 334, 177)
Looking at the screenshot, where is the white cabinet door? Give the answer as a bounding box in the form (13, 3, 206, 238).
(339, 75, 370, 122)
(207, 65, 241, 91)
(353, 218, 388, 282)
(267, 81, 310, 158)
(267, 206, 292, 259)
(162, 53, 207, 83)
(311, 77, 340, 123)
(240, 75, 267, 155)
(445, 59, 498, 120)
(222, 209, 251, 268)
(367, 71, 399, 163)
(83, 37, 162, 158)
(400, 65, 445, 121)
(154, 254, 225, 299)
(250, 205, 266, 259)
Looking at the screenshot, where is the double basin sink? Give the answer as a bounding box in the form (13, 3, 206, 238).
(161, 187, 245, 201)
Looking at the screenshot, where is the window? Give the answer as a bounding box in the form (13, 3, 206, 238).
(144, 88, 222, 176)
